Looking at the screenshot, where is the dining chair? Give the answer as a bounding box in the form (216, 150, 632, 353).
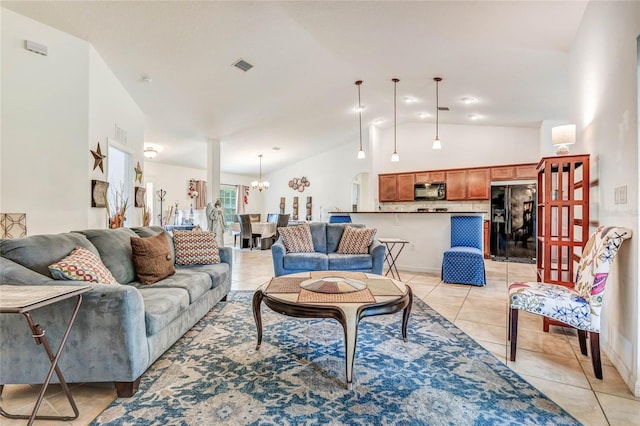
(249, 214, 261, 223)
(237, 214, 260, 250)
(509, 226, 632, 379)
(267, 213, 278, 223)
(441, 215, 486, 286)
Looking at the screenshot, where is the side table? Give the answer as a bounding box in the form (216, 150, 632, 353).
(0, 285, 91, 426)
(377, 238, 409, 281)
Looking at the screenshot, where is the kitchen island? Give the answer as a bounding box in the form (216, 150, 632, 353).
(332, 211, 487, 274)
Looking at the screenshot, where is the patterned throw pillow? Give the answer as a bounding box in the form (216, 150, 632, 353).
(48, 246, 119, 285)
(130, 232, 176, 284)
(172, 230, 220, 265)
(278, 224, 315, 253)
(337, 226, 376, 254)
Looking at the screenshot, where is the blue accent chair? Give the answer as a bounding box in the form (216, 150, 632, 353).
(442, 216, 486, 286)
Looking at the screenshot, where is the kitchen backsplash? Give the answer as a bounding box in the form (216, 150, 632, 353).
(379, 200, 490, 212)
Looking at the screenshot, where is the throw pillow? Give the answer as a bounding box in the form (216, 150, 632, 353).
(172, 230, 220, 265)
(48, 246, 119, 285)
(130, 232, 176, 284)
(337, 226, 376, 254)
(278, 223, 315, 253)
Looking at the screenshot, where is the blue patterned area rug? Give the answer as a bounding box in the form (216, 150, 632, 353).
(93, 291, 579, 425)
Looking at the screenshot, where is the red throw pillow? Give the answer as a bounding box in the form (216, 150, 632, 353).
(278, 224, 315, 253)
(172, 230, 220, 265)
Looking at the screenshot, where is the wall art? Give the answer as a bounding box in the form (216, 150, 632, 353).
(135, 186, 147, 208)
(91, 142, 107, 173)
(134, 162, 143, 183)
(288, 176, 310, 192)
(91, 179, 110, 208)
(0, 213, 27, 238)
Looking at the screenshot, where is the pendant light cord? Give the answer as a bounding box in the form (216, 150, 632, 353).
(393, 78, 399, 153)
(357, 81, 363, 151)
(435, 79, 439, 139)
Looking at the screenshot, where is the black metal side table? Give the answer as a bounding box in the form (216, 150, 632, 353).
(378, 238, 410, 281)
(0, 285, 91, 426)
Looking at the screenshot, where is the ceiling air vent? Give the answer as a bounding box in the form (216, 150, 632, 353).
(232, 59, 253, 72)
(438, 106, 450, 111)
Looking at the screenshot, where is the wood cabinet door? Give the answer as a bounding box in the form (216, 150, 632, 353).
(397, 173, 416, 201)
(378, 175, 398, 202)
(515, 165, 537, 179)
(415, 172, 430, 183)
(429, 171, 446, 182)
(446, 170, 467, 200)
(467, 168, 490, 199)
(490, 166, 514, 180)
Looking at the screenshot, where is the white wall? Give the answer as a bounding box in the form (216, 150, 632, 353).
(88, 46, 145, 229)
(262, 139, 368, 221)
(1, 9, 89, 235)
(374, 122, 540, 175)
(569, 0, 640, 395)
(1, 9, 145, 235)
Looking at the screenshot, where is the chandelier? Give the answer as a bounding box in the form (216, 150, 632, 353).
(251, 154, 270, 191)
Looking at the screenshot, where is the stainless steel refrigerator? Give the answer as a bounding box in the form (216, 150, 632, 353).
(490, 183, 536, 263)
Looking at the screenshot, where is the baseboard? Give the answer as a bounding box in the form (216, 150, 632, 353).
(393, 264, 441, 274)
(602, 341, 640, 397)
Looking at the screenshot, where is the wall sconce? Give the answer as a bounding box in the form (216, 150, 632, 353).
(551, 124, 576, 156)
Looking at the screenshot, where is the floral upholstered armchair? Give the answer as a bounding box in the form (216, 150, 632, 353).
(508, 226, 632, 379)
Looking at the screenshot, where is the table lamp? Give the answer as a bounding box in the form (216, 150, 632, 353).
(552, 124, 576, 156)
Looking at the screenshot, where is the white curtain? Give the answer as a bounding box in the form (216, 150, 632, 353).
(236, 185, 248, 215)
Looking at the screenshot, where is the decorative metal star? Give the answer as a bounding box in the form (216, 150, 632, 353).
(91, 142, 107, 173)
(134, 162, 143, 183)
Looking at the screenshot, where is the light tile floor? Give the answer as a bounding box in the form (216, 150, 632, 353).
(2, 246, 639, 425)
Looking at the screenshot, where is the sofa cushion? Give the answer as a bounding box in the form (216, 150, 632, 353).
(283, 252, 328, 271)
(309, 223, 327, 253)
(178, 263, 230, 292)
(131, 226, 176, 260)
(328, 253, 373, 271)
(326, 223, 364, 253)
(73, 228, 138, 284)
(48, 246, 119, 284)
(337, 226, 376, 254)
(130, 269, 212, 304)
(1, 233, 98, 278)
(137, 287, 190, 336)
(172, 230, 220, 265)
(279, 224, 315, 253)
(131, 232, 176, 284)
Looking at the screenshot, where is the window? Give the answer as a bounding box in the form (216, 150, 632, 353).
(220, 185, 237, 227)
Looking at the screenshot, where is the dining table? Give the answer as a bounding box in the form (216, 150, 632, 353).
(229, 221, 277, 239)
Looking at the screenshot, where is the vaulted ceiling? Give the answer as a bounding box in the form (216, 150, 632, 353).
(3, 1, 587, 174)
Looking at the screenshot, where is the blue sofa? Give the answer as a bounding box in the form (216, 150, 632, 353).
(271, 223, 385, 277)
(0, 226, 231, 397)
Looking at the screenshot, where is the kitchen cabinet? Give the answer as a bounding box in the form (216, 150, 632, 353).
(415, 171, 446, 183)
(537, 154, 589, 332)
(397, 173, 416, 201)
(467, 168, 490, 199)
(490, 166, 515, 180)
(446, 169, 489, 200)
(515, 165, 537, 179)
(445, 170, 467, 200)
(378, 175, 397, 202)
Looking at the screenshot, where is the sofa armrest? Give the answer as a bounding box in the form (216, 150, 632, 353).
(370, 239, 386, 275)
(218, 246, 232, 276)
(271, 238, 287, 277)
(0, 283, 149, 385)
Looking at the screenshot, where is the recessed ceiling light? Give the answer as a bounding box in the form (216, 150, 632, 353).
(468, 114, 480, 120)
(272, 146, 281, 151)
(418, 112, 430, 119)
(373, 118, 385, 125)
(461, 97, 476, 104)
(403, 96, 415, 104)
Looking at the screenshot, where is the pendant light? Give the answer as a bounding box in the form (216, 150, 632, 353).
(250, 154, 269, 191)
(355, 80, 365, 159)
(391, 78, 400, 162)
(433, 77, 442, 150)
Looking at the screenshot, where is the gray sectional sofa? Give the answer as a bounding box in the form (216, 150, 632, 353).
(0, 226, 231, 397)
(271, 223, 385, 277)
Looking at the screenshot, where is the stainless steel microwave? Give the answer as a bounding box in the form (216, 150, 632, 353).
(414, 182, 446, 201)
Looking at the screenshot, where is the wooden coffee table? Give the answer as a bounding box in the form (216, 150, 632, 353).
(252, 271, 413, 389)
